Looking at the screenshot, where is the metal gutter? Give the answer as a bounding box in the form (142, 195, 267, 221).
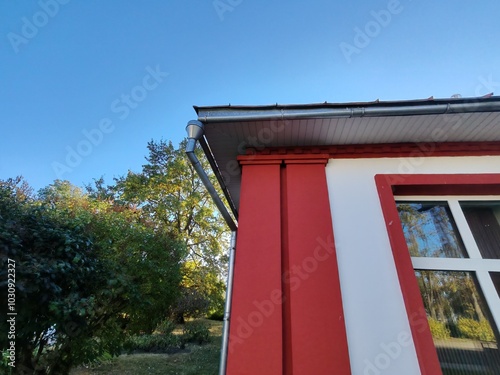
(185, 120, 237, 375)
(195, 97, 500, 123)
(199, 137, 238, 220)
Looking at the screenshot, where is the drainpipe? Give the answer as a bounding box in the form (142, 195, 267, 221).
(219, 231, 236, 375)
(185, 120, 237, 232)
(185, 120, 237, 375)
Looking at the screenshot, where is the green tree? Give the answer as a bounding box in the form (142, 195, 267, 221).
(39, 180, 185, 333)
(1, 178, 100, 373)
(1, 178, 184, 374)
(113, 139, 230, 320)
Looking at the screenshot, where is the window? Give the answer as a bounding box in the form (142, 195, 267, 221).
(375, 174, 500, 374)
(396, 197, 500, 374)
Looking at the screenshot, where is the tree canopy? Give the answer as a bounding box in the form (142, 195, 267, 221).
(0, 139, 229, 373)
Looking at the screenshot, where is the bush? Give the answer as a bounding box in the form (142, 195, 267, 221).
(155, 319, 176, 335)
(0, 179, 185, 373)
(125, 333, 181, 353)
(428, 318, 451, 339)
(125, 319, 214, 353)
(182, 321, 211, 345)
(208, 311, 224, 321)
(457, 318, 495, 342)
(172, 287, 211, 323)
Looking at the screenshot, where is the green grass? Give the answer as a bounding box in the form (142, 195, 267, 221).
(70, 320, 222, 375)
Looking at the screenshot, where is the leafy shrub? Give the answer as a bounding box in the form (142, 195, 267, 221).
(172, 287, 211, 323)
(182, 321, 211, 344)
(457, 318, 495, 342)
(208, 311, 224, 321)
(125, 333, 181, 353)
(428, 318, 451, 339)
(155, 319, 177, 335)
(126, 319, 213, 353)
(0, 178, 185, 373)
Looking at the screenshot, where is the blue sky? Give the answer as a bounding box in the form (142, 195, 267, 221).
(1, 0, 499, 192)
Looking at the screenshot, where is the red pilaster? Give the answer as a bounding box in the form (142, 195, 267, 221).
(228, 155, 352, 374)
(283, 159, 351, 375)
(226, 160, 283, 375)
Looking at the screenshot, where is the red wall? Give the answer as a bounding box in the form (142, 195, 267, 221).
(226, 155, 351, 375)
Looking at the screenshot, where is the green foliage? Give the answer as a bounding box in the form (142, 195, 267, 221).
(155, 319, 177, 336)
(113, 140, 230, 320)
(0, 178, 184, 374)
(124, 333, 182, 353)
(72, 321, 223, 375)
(40, 180, 185, 335)
(124, 319, 181, 354)
(0, 137, 230, 372)
(171, 286, 211, 323)
(0, 178, 102, 374)
(182, 321, 211, 345)
(125, 319, 212, 354)
(456, 318, 495, 342)
(207, 312, 224, 321)
(427, 318, 451, 339)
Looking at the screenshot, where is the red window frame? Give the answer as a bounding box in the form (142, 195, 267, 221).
(374, 173, 500, 375)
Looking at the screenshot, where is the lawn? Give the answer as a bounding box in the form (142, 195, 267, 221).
(70, 320, 223, 375)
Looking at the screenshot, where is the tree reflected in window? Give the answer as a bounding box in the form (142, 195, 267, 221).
(415, 271, 499, 374)
(397, 200, 500, 374)
(397, 202, 467, 258)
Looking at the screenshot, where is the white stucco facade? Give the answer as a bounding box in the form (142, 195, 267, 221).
(325, 155, 500, 375)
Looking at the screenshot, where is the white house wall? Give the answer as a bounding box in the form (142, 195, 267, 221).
(325, 155, 500, 375)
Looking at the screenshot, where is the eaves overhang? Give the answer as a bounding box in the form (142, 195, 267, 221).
(192, 95, 500, 213)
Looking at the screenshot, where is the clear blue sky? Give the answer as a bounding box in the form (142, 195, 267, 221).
(1, 0, 499, 192)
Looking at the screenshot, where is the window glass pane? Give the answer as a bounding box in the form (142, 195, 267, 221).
(396, 202, 467, 258)
(490, 272, 500, 298)
(415, 270, 500, 374)
(461, 202, 500, 259)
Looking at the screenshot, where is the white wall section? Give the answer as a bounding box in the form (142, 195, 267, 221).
(325, 155, 500, 375)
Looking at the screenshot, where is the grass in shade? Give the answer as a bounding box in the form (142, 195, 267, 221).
(70, 320, 223, 375)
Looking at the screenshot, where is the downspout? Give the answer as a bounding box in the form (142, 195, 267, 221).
(185, 120, 237, 375)
(220, 231, 236, 375)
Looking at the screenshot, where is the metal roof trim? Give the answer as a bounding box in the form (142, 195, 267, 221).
(194, 95, 500, 123)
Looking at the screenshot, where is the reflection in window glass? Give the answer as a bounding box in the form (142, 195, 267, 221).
(490, 272, 500, 299)
(461, 202, 500, 259)
(415, 271, 500, 374)
(396, 202, 467, 258)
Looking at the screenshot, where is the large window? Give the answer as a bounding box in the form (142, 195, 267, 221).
(395, 197, 500, 374)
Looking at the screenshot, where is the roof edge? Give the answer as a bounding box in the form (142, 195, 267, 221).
(194, 95, 500, 123)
